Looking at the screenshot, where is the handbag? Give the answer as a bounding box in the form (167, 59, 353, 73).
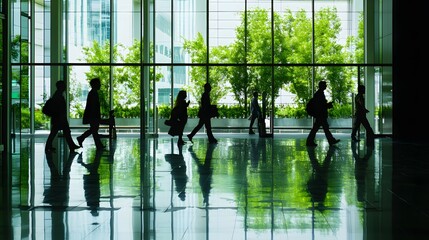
(210, 105, 219, 118)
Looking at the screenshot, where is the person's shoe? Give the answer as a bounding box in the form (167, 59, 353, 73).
(329, 139, 341, 146)
(249, 130, 255, 134)
(306, 142, 318, 147)
(209, 139, 218, 144)
(177, 140, 186, 145)
(187, 134, 193, 143)
(351, 136, 360, 142)
(77, 136, 84, 147)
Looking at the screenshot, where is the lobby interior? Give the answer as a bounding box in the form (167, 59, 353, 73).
(2, 0, 429, 239)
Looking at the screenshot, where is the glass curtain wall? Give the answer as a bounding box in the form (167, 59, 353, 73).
(8, 0, 392, 136)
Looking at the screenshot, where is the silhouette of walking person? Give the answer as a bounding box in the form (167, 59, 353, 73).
(306, 146, 336, 211)
(351, 85, 375, 146)
(306, 81, 340, 147)
(78, 150, 102, 216)
(45, 81, 80, 153)
(77, 77, 110, 150)
(165, 144, 188, 201)
(189, 144, 216, 205)
(249, 91, 262, 135)
(166, 90, 190, 145)
(187, 83, 218, 144)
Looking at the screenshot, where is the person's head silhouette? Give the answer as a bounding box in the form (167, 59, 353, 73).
(56, 80, 66, 92)
(90, 77, 101, 90)
(318, 81, 327, 90)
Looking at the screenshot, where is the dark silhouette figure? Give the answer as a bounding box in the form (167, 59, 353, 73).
(351, 85, 375, 146)
(78, 150, 102, 216)
(43, 150, 77, 206)
(77, 77, 110, 150)
(306, 146, 336, 211)
(352, 142, 373, 202)
(306, 81, 340, 147)
(43, 151, 77, 239)
(45, 81, 80, 153)
(165, 144, 188, 201)
(249, 91, 262, 135)
(187, 83, 217, 144)
(167, 90, 190, 145)
(189, 144, 216, 205)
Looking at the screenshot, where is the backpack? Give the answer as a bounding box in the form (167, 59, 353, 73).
(42, 98, 57, 117)
(306, 97, 317, 117)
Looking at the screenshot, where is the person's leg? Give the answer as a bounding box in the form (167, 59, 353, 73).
(77, 128, 92, 147)
(351, 117, 362, 141)
(321, 118, 340, 145)
(205, 119, 217, 143)
(188, 118, 204, 142)
(45, 124, 60, 152)
(90, 123, 104, 149)
(62, 123, 79, 150)
(306, 118, 321, 146)
(361, 117, 375, 140)
(249, 115, 256, 134)
(177, 122, 186, 145)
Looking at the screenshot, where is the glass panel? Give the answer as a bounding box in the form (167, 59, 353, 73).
(246, 3, 272, 64)
(208, 0, 244, 64)
(112, 65, 141, 126)
(33, 1, 47, 64)
(69, 65, 112, 126)
(115, 0, 141, 63)
(67, 0, 112, 63)
(313, 66, 355, 131)
(34, 66, 51, 132)
(182, 0, 207, 64)
(274, 66, 313, 132)
(273, 0, 312, 64)
(314, 0, 364, 64)
(155, 0, 172, 63)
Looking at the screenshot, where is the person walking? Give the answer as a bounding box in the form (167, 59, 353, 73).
(167, 90, 190, 145)
(306, 81, 340, 147)
(76, 77, 109, 150)
(45, 80, 80, 152)
(187, 82, 218, 144)
(248, 91, 262, 134)
(351, 85, 375, 144)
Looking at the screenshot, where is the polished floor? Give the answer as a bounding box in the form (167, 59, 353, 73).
(1, 132, 428, 240)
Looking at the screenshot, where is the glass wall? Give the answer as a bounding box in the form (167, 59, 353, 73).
(8, 0, 392, 136)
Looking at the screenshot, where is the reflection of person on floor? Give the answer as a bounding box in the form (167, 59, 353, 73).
(306, 146, 336, 211)
(165, 144, 188, 201)
(79, 150, 103, 216)
(44, 151, 77, 206)
(189, 144, 217, 205)
(43, 151, 77, 238)
(352, 143, 373, 202)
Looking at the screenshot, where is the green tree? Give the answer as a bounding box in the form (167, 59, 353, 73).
(80, 40, 117, 116)
(72, 39, 162, 118)
(183, 33, 228, 104)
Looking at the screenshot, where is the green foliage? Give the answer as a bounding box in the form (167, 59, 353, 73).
(71, 39, 162, 118)
(183, 7, 362, 113)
